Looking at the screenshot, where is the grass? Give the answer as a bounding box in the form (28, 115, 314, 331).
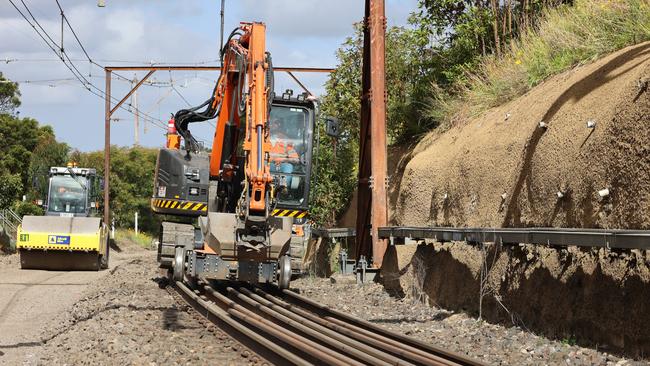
(434, 0, 650, 125)
(115, 228, 154, 249)
(561, 335, 578, 346)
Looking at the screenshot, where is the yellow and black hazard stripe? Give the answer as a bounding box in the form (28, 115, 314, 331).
(271, 209, 307, 219)
(151, 198, 207, 214)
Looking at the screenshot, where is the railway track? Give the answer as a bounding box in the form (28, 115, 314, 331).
(173, 280, 487, 366)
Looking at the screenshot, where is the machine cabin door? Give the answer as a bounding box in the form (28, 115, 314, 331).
(268, 101, 314, 213)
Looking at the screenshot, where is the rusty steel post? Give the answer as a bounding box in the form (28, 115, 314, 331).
(356, 0, 388, 267)
(104, 69, 111, 225)
(355, 0, 373, 263)
(369, 0, 388, 268)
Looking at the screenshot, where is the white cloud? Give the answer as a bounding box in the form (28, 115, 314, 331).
(0, 0, 419, 150)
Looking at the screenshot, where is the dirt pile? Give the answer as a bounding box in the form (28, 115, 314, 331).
(395, 42, 650, 229)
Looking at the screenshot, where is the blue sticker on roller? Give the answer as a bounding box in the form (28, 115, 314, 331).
(48, 235, 70, 245)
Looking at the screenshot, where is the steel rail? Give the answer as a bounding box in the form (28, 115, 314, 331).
(175, 282, 481, 366)
(280, 289, 486, 366)
(173, 281, 311, 365)
(225, 287, 393, 366)
(238, 287, 413, 366)
(253, 287, 452, 366)
(377, 226, 650, 249)
(173, 280, 486, 366)
(203, 285, 358, 366)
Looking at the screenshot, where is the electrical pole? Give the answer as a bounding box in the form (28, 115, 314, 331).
(132, 75, 139, 146)
(220, 0, 225, 61)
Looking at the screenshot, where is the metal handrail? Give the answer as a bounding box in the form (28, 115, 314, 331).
(1, 208, 21, 234)
(6, 208, 21, 223)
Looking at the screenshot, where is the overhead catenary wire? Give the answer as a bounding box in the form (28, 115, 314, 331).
(26, 0, 166, 129)
(7, 0, 167, 130)
(8, 0, 235, 139)
(2, 57, 221, 65)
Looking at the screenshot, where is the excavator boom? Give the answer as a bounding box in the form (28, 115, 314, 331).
(156, 22, 298, 289)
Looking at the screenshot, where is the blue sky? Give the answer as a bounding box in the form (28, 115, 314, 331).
(1, 0, 418, 151)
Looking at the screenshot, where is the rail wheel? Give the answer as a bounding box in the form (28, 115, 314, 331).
(172, 247, 186, 282)
(278, 255, 291, 289)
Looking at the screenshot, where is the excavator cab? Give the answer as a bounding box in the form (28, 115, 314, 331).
(269, 94, 315, 219)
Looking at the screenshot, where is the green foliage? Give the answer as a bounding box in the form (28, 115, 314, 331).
(444, 0, 650, 121)
(309, 127, 357, 226)
(12, 201, 44, 217)
(28, 134, 69, 200)
(0, 106, 63, 206)
(311, 23, 438, 226)
(76, 146, 159, 234)
(115, 228, 153, 249)
(561, 335, 578, 346)
(0, 72, 21, 113)
(320, 24, 439, 144)
(0, 174, 22, 209)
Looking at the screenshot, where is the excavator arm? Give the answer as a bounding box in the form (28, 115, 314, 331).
(174, 22, 273, 218)
(157, 21, 301, 289)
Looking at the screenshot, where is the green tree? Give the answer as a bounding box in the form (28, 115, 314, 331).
(0, 72, 20, 114)
(28, 133, 70, 200)
(76, 147, 159, 233)
(0, 174, 21, 209)
(0, 114, 61, 197)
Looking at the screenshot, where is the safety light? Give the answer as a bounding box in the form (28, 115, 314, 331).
(282, 89, 293, 100)
(189, 187, 200, 196)
(297, 92, 308, 102)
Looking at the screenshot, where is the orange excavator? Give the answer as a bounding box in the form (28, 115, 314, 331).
(152, 22, 319, 289)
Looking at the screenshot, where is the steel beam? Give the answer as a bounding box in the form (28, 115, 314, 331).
(355, 0, 389, 268)
(355, 0, 373, 264)
(378, 226, 650, 249)
(286, 71, 312, 96)
(312, 227, 357, 239)
(369, 0, 388, 268)
(109, 70, 155, 116)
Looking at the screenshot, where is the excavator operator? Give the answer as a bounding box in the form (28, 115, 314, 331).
(270, 118, 299, 188)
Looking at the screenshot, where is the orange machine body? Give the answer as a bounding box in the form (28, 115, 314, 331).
(208, 22, 272, 215)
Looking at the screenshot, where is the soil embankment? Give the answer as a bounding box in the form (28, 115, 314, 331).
(389, 42, 650, 357)
(396, 42, 650, 229)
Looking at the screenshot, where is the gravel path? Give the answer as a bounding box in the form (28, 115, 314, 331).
(292, 276, 648, 366)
